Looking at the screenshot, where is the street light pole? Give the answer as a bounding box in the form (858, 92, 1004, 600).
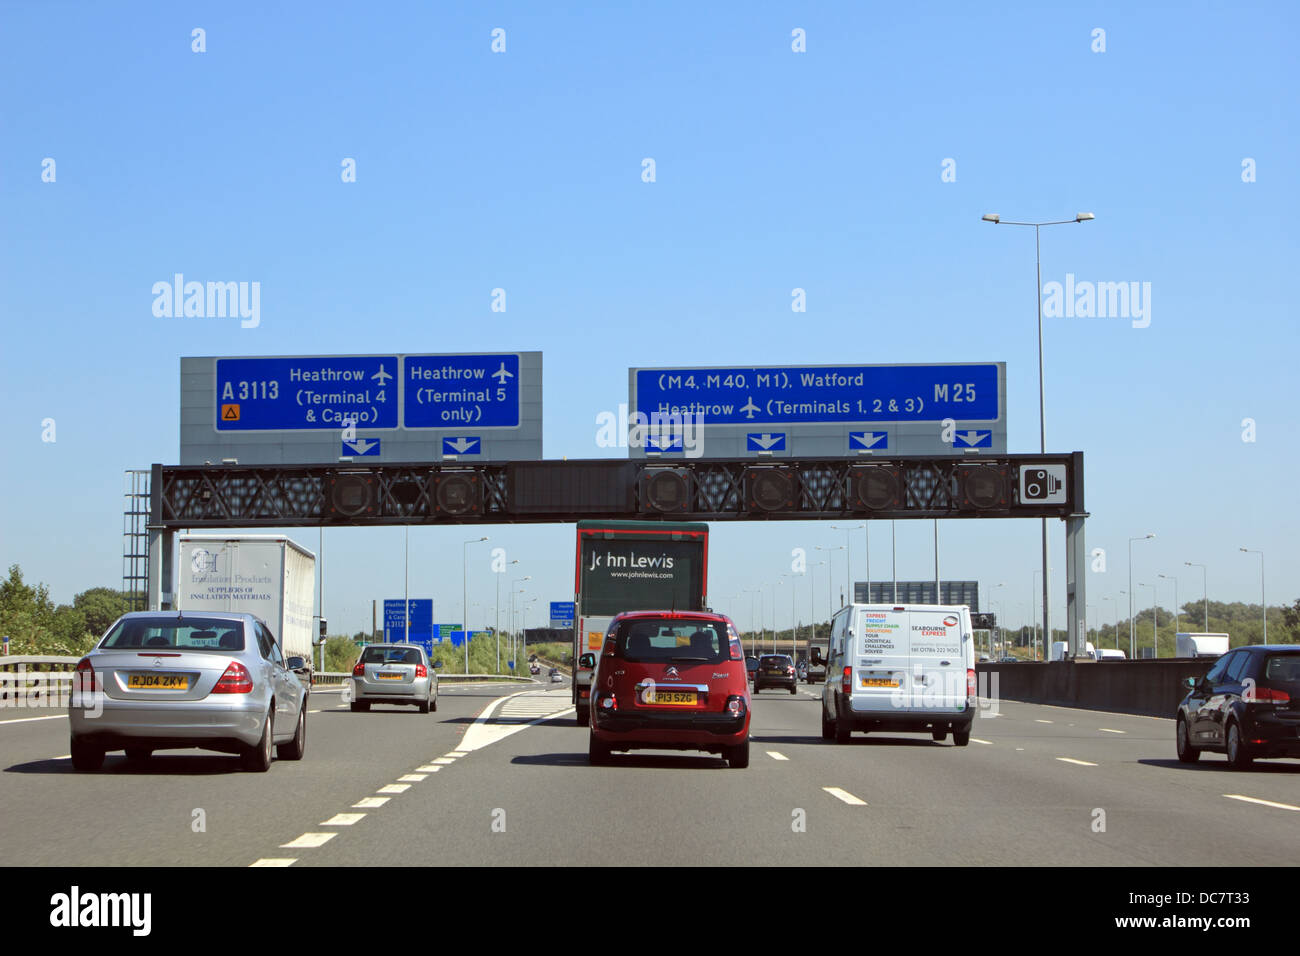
(1185, 562, 1207, 631)
(831, 524, 863, 603)
(1128, 534, 1154, 659)
(983, 211, 1095, 654)
(1239, 548, 1266, 643)
(462, 536, 488, 674)
(1158, 573, 1179, 649)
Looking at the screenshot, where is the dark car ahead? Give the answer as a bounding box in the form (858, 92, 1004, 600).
(1176, 644, 1300, 768)
(754, 654, 797, 694)
(745, 656, 760, 683)
(588, 610, 751, 768)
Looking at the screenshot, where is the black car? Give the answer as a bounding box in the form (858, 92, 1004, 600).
(753, 654, 797, 694)
(1176, 644, 1300, 768)
(745, 656, 760, 683)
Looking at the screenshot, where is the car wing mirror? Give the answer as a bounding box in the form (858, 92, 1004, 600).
(811, 648, 824, 666)
(578, 653, 596, 668)
(433, 660, 444, 669)
(286, 656, 307, 671)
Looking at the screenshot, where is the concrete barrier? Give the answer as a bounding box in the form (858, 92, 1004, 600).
(977, 659, 1219, 718)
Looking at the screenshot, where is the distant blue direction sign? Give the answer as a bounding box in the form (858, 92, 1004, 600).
(216, 356, 398, 431)
(442, 436, 481, 455)
(952, 429, 993, 449)
(634, 364, 1000, 425)
(747, 432, 786, 451)
(383, 599, 433, 643)
(404, 354, 521, 429)
(550, 601, 575, 627)
(850, 431, 889, 451)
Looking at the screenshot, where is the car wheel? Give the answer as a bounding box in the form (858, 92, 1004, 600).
(931, 729, 948, 742)
(430, 695, 437, 713)
(820, 705, 834, 741)
(1226, 722, 1253, 769)
(418, 696, 430, 714)
(277, 704, 306, 760)
(726, 737, 750, 769)
(124, 747, 152, 764)
(789, 685, 796, 695)
(588, 733, 612, 766)
(70, 737, 104, 771)
(242, 712, 273, 773)
(952, 726, 971, 747)
(834, 703, 852, 744)
(1176, 716, 1201, 763)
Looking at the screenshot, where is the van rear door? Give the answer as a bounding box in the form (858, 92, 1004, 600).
(849, 607, 911, 714)
(905, 608, 968, 713)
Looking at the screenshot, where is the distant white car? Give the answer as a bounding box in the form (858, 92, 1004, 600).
(1094, 648, 1127, 661)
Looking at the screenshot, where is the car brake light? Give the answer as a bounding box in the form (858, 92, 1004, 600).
(74, 657, 95, 694)
(726, 695, 746, 717)
(352, 661, 366, 677)
(212, 661, 253, 694)
(1247, 686, 1290, 703)
(967, 668, 977, 700)
(729, 639, 744, 661)
(600, 693, 618, 711)
(842, 666, 852, 695)
(415, 664, 427, 678)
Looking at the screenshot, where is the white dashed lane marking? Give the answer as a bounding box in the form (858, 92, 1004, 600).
(1224, 794, 1300, 813)
(322, 813, 366, 826)
(377, 784, 410, 794)
(1099, 728, 1126, 734)
(766, 751, 789, 761)
(353, 797, 389, 809)
(823, 787, 868, 806)
(250, 858, 296, 867)
(281, 833, 336, 849)
(1056, 757, 1098, 767)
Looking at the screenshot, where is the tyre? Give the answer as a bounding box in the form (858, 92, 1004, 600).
(350, 701, 370, 713)
(576, 705, 589, 727)
(242, 713, 273, 772)
(726, 737, 751, 769)
(820, 705, 834, 741)
(124, 747, 152, 764)
(952, 726, 971, 747)
(1226, 722, 1253, 769)
(277, 704, 306, 760)
(430, 695, 437, 713)
(834, 702, 852, 744)
(70, 737, 104, 771)
(418, 696, 430, 714)
(588, 733, 612, 766)
(789, 685, 796, 695)
(1176, 717, 1200, 764)
(931, 729, 948, 742)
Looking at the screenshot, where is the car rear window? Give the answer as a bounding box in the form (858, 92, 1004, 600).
(760, 656, 792, 666)
(361, 646, 423, 665)
(100, 618, 244, 651)
(1263, 654, 1300, 683)
(616, 619, 727, 663)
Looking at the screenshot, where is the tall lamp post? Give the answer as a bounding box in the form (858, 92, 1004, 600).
(462, 536, 489, 674)
(510, 575, 530, 670)
(496, 558, 518, 673)
(830, 524, 864, 602)
(1158, 572, 1180, 652)
(1128, 533, 1155, 659)
(1239, 548, 1266, 643)
(1136, 582, 1156, 658)
(982, 211, 1095, 654)
(817, 545, 846, 610)
(1184, 562, 1208, 631)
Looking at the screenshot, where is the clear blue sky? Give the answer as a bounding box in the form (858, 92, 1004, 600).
(2, 2, 1296, 637)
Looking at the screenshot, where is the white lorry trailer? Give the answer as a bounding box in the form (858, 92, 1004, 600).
(1175, 632, 1229, 658)
(176, 536, 317, 677)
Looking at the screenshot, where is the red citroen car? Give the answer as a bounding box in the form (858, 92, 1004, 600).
(588, 610, 751, 768)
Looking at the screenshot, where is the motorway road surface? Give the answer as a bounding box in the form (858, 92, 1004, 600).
(1, 681, 1297, 866)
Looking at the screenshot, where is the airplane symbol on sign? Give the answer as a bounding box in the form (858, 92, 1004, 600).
(740, 397, 759, 420)
(371, 368, 392, 386)
(492, 363, 514, 385)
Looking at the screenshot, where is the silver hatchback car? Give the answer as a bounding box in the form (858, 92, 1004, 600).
(350, 643, 441, 713)
(68, 611, 309, 772)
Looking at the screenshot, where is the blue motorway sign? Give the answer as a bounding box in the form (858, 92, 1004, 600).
(634, 364, 1000, 425)
(550, 601, 575, 627)
(383, 599, 433, 643)
(404, 354, 520, 428)
(217, 357, 399, 431)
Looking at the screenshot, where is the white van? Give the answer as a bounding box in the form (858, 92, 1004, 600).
(813, 604, 976, 746)
(1050, 640, 1097, 661)
(1094, 648, 1126, 661)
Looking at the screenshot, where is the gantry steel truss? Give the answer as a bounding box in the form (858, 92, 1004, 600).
(151, 453, 1083, 528)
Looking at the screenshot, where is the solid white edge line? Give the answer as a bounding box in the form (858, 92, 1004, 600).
(1224, 794, 1300, 813)
(0, 714, 66, 726)
(1099, 728, 1126, 734)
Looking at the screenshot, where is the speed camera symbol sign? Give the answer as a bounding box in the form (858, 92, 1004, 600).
(1020, 464, 1067, 504)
